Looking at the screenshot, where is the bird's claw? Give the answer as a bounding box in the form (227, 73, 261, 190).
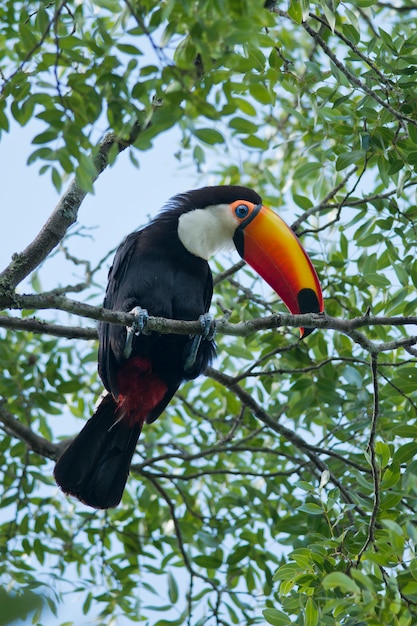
(123, 306, 149, 359)
(199, 313, 216, 342)
(184, 314, 216, 372)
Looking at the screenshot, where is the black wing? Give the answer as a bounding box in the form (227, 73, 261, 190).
(98, 232, 142, 395)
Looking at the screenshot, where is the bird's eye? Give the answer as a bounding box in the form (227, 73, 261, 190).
(235, 204, 249, 219)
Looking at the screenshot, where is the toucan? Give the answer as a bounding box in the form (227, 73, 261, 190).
(54, 186, 324, 509)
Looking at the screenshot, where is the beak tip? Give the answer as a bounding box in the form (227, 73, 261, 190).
(300, 327, 314, 339)
(297, 288, 323, 316)
(297, 288, 324, 339)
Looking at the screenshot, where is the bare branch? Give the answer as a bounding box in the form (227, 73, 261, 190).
(0, 401, 62, 459)
(376, 2, 417, 11)
(212, 260, 245, 286)
(0, 305, 416, 354)
(0, 128, 140, 293)
(0, 315, 96, 340)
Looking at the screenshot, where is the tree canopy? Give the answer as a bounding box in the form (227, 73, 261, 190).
(1, 1, 417, 624)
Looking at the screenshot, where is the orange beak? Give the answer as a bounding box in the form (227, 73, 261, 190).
(232, 203, 324, 337)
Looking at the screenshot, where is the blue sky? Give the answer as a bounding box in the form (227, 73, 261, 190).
(1, 120, 202, 285)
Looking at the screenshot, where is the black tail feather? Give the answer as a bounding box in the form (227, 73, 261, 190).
(54, 394, 142, 509)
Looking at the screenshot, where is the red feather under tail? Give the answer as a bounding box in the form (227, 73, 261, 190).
(116, 356, 168, 427)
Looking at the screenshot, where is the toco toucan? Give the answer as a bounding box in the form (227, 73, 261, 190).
(54, 186, 324, 509)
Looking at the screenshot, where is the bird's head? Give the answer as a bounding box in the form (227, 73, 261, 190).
(171, 185, 324, 337)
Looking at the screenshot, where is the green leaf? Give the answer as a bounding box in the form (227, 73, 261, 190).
(380, 467, 400, 490)
(75, 153, 97, 193)
(32, 129, 58, 145)
(294, 162, 322, 179)
(298, 503, 323, 515)
(92, 0, 121, 10)
(234, 98, 257, 116)
(273, 563, 302, 581)
(19, 23, 38, 52)
(350, 569, 376, 592)
(409, 558, 417, 581)
(240, 135, 269, 149)
(392, 425, 417, 438)
(410, 259, 417, 288)
(322, 572, 360, 594)
(392, 443, 417, 465)
(229, 117, 259, 134)
(194, 555, 223, 569)
(305, 597, 319, 626)
(336, 150, 365, 171)
(249, 82, 272, 105)
(227, 544, 251, 565)
(293, 194, 313, 210)
(288, 0, 303, 24)
(83, 592, 93, 615)
(168, 571, 178, 604)
(375, 441, 391, 469)
(116, 43, 142, 55)
(194, 128, 225, 145)
(154, 616, 189, 626)
(363, 273, 391, 287)
(319, 0, 335, 32)
(51, 167, 62, 193)
(0, 590, 43, 625)
(57, 380, 83, 394)
(263, 608, 292, 626)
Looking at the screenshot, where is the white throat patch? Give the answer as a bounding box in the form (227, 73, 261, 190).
(177, 204, 238, 260)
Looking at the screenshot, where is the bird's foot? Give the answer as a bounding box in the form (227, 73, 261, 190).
(123, 306, 149, 359)
(184, 314, 216, 372)
(199, 313, 216, 342)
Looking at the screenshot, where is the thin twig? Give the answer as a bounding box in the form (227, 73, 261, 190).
(141, 470, 219, 591)
(357, 354, 380, 562)
(309, 12, 392, 89)
(291, 166, 358, 232)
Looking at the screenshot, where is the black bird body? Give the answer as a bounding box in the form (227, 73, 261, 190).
(99, 226, 215, 413)
(54, 186, 323, 509)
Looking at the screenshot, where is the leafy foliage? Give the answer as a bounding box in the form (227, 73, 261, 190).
(1, 1, 417, 625)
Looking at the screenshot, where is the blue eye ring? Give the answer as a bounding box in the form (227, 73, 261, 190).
(235, 204, 249, 219)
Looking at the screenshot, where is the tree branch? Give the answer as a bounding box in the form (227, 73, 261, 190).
(0, 401, 63, 460)
(0, 306, 416, 354)
(357, 354, 381, 562)
(0, 315, 96, 340)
